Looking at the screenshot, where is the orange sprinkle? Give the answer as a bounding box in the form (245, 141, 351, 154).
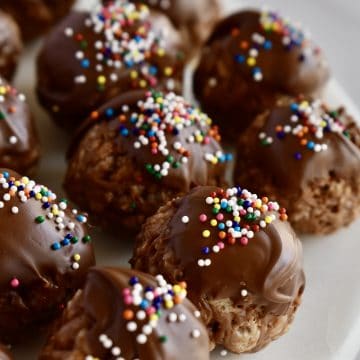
(123, 309, 134, 320)
(91, 111, 99, 119)
(240, 41, 249, 50)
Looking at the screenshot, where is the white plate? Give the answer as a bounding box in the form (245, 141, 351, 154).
(11, 1, 360, 359)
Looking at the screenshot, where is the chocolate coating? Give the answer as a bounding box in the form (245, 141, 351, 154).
(132, 186, 305, 352)
(64, 90, 230, 231)
(37, 1, 185, 131)
(0, 77, 40, 174)
(0, 168, 95, 343)
(40, 267, 209, 360)
(234, 97, 360, 234)
(130, 0, 221, 57)
(0, 11, 22, 80)
(194, 9, 330, 140)
(0, 0, 75, 42)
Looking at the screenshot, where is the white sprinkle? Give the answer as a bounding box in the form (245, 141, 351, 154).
(64, 27, 74, 37)
(0, 201, 3, 208)
(112, 347, 121, 356)
(72, 262, 80, 270)
(178, 313, 187, 322)
(181, 216, 189, 224)
(208, 77, 217, 87)
(194, 310, 201, 318)
(168, 312, 177, 322)
(9, 136, 18, 144)
(241, 289, 248, 297)
(136, 310, 146, 320)
(142, 324, 152, 335)
(11, 206, 19, 214)
(191, 329, 201, 338)
(220, 350, 228, 356)
(126, 322, 137, 332)
(136, 334, 147, 344)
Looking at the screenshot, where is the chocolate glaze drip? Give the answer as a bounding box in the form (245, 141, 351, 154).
(37, 2, 185, 131)
(68, 90, 229, 194)
(194, 10, 330, 136)
(0, 168, 95, 341)
(83, 267, 209, 360)
(0, 77, 40, 173)
(168, 186, 305, 315)
(235, 98, 360, 200)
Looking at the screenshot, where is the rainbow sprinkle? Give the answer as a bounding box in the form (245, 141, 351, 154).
(259, 99, 349, 159)
(232, 10, 319, 82)
(91, 91, 232, 180)
(66, 0, 179, 93)
(0, 171, 90, 273)
(181, 187, 287, 267)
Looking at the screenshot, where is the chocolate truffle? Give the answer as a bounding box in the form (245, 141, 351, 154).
(0, 11, 22, 80)
(37, 0, 186, 131)
(234, 96, 360, 234)
(0, 344, 12, 360)
(129, 0, 221, 57)
(0, 169, 95, 344)
(64, 90, 231, 232)
(131, 186, 305, 353)
(0, 77, 40, 174)
(194, 9, 330, 140)
(0, 0, 75, 42)
(40, 267, 209, 360)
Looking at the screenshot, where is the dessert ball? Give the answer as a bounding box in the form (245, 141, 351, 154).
(194, 9, 330, 140)
(0, 11, 22, 80)
(64, 90, 231, 232)
(37, 0, 186, 131)
(0, 0, 75, 42)
(234, 96, 360, 234)
(132, 186, 305, 353)
(0, 344, 12, 360)
(0, 169, 95, 343)
(129, 0, 221, 57)
(40, 267, 209, 360)
(0, 77, 40, 174)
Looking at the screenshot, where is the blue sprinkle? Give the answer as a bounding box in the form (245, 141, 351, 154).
(294, 152, 302, 160)
(202, 247, 210, 255)
(61, 238, 70, 246)
(81, 59, 90, 68)
(105, 108, 114, 118)
(51, 242, 61, 251)
(129, 276, 139, 285)
(235, 54, 245, 63)
(290, 103, 299, 112)
(307, 141, 315, 150)
(218, 223, 225, 230)
(76, 214, 86, 223)
(263, 40, 272, 50)
(140, 299, 149, 309)
(2, 171, 9, 178)
(120, 128, 129, 137)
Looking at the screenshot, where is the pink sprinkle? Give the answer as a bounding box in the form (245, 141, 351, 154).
(124, 295, 133, 305)
(10, 278, 19, 288)
(146, 307, 156, 315)
(203, 137, 210, 144)
(240, 237, 248, 246)
(199, 214, 207, 222)
(216, 213, 224, 221)
(240, 209, 247, 216)
(218, 242, 225, 249)
(123, 288, 130, 296)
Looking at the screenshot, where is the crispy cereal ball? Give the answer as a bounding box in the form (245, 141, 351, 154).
(0, 169, 95, 344)
(132, 186, 305, 353)
(40, 267, 210, 360)
(234, 96, 360, 234)
(194, 9, 330, 140)
(37, 0, 185, 131)
(64, 90, 231, 232)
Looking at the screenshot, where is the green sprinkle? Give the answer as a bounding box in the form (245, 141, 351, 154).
(159, 335, 168, 343)
(71, 236, 78, 244)
(35, 215, 45, 224)
(82, 235, 91, 243)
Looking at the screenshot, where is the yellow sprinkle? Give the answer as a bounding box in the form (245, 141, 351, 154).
(157, 48, 165, 57)
(35, 193, 42, 200)
(165, 300, 174, 309)
(202, 230, 211, 238)
(173, 285, 181, 294)
(247, 57, 256, 66)
(97, 75, 106, 85)
(73, 254, 81, 261)
(14, 181, 20, 186)
(234, 216, 240, 223)
(139, 80, 147, 88)
(210, 219, 217, 227)
(265, 216, 273, 224)
(130, 70, 138, 79)
(0, 86, 6, 95)
(214, 204, 221, 210)
(164, 67, 173, 76)
(52, 209, 59, 215)
(211, 158, 218, 165)
(213, 197, 220, 204)
(21, 177, 29, 185)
